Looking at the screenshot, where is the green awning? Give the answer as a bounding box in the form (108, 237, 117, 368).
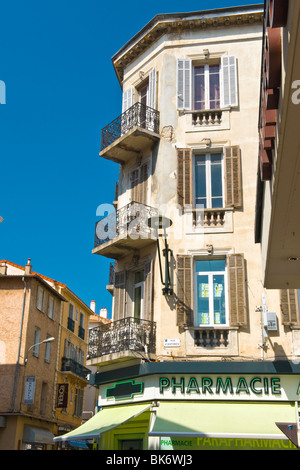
(54, 403, 151, 442)
(149, 402, 295, 439)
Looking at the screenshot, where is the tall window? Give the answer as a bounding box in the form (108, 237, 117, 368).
(194, 153, 223, 208)
(36, 286, 45, 312)
(194, 65, 220, 110)
(33, 327, 41, 357)
(195, 259, 228, 326)
(133, 270, 144, 320)
(47, 296, 55, 319)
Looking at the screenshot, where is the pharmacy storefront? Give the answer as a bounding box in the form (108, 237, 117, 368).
(55, 361, 300, 450)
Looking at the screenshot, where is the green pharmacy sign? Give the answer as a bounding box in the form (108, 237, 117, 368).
(105, 380, 144, 400)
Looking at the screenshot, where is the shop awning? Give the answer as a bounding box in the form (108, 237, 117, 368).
(54, 403, 151, 442)
(149, 402, 295, 439)
(23, 425, 54, 445)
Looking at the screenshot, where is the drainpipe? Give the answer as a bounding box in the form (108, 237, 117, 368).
(10, 276, 27, 412)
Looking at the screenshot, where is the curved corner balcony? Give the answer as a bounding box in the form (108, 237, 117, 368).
(100, 103, 160, 164)
(92, 201, 158, 259)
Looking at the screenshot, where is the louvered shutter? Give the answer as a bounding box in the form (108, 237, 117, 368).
(221, 55, 238, 107)
(143, 259, 153, 321)
(176, 255, 193, 327)
(122, 88, 133, 112)
(228, 254, 247, 326)
(177, 59, 192, 110)
(280, 289, 299, 325)
(113, 271, 126, 321)
(224, 146, 242, 208)
(177, 148, 192, 208)
(139, 162, 149, 205)
(148, 67, 157, 109)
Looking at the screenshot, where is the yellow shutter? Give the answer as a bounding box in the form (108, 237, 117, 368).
(176, 255, 193, 327)
(224, 146, 242, 208)
(228, 254, 247, 326)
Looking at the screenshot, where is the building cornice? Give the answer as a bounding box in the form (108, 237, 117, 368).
(112, 5, 264, 85)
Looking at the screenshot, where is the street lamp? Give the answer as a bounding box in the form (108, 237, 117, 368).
(24, 337, 55, 364)
(148, 215, 173, 296)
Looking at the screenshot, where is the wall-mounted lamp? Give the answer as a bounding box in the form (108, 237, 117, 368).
(24, 337, 55, 365)
(148, 215, 173, 296)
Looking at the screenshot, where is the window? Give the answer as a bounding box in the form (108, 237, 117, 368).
(33, 327, 41, 357)
(194, 65, 220, 110)
(40, 382, 48, 415)
(47, 296, 55, 319)
(176, 254, 247, 328)
(194, 153, 223, 208)
(44, 336, 51, 363)
(36, 286, 45, 312)
(195, 259, 228, 326)
(177, 146, 241, 210)
(73, 388, 84, 417)
(122, 67, 157, 112)
(177, 55, 238, 110)
(129, 162, 149, 205)
(133, 270, 144, 320)
(113, 260, 153, 322)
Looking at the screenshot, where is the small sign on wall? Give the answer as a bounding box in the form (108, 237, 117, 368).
(164, 338, 180, 347)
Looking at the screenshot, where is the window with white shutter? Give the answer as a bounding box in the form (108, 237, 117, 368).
(36, 286, 45, 312)
(177, 55, 238, 110)
(122, 88, 133, 112)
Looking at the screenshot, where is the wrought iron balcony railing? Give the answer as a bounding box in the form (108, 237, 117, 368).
(94, 201, 158, 248)
(87, 316, 156, 359)
(101, 102, 160, 151)
(61, 357, 91, 380)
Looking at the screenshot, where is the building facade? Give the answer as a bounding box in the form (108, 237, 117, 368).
(57, 4, 300, 451)
(0, 259, 93, 450)
(255, 1, 300, 287)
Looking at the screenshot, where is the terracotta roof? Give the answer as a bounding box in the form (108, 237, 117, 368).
(0, 259, 66, 287)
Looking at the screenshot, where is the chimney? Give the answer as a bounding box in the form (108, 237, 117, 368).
(100, 308, 107, 318)
(24, 259, 32, 275)
(0, 263, 7, 275)
(90, 300, 96, 312)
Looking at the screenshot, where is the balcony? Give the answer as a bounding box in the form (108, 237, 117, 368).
(92, 201, 158, 259)
(67, 317, 75, 332)
(61, 357, 91, 381)
(100, 103, 160, 164)
(87, 317, 156, 365)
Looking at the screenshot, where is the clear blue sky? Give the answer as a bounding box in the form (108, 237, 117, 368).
(0, 0, 262, 318)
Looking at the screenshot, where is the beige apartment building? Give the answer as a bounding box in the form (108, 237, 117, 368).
(0, 259, 93, 450)
(56, 4, 300, 451)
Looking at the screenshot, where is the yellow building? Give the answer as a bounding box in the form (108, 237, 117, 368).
(0, 259, 93, 450)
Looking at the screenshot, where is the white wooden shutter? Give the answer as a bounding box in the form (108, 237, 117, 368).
(221, 55, 238, 107)
(148, 67, 157, 109)
(177, 59, 192, 110)
(122, 87, 133, 112)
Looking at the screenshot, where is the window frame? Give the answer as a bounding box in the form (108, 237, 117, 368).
(193, 151, 224, 209)
(36, 286, 45, 312)
(193, 63, 221, 110)
(194, 258, 229, 327)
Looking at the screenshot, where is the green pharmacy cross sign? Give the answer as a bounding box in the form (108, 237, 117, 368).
(105, 380, 144, 400)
